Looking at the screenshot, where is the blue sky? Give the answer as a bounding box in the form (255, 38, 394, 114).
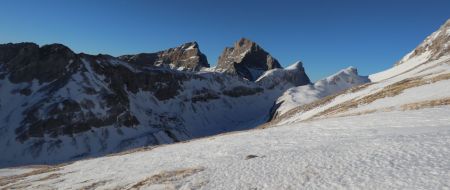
(1, 0, 449, 81)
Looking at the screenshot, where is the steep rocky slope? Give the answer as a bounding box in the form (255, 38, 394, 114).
(215, 38, 282, 81)
(0, 40, 310, 167)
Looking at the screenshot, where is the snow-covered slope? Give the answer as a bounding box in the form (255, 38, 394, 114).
(265, 19, 450, 126)
(370, 19, 450, 82)
(269, 66, 369, 119)
(1, 107, 449, 189)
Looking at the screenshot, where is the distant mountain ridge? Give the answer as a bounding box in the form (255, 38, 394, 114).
(0, 38, 316, 167)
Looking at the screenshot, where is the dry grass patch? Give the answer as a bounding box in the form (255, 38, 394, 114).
(312, 73, 450, 119)
(0, 164, 68, 189)
(107, 146, 155, 157)
(321, 97, 450, 119)
(260, 72, 450, 129)
(0, 166, 60, 187)
(128, 167, 205, 190)
(259, 83, 373, 129)
(400, 97, 450, 110)
(34, 173, 62, 182)
(79, 180, 112, 190)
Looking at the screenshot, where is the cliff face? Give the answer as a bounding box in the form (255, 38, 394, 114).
(215, 38, 282, 81)
(119, 42, 209, 71)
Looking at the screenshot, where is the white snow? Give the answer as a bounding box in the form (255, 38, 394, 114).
(369, 51, 431, 82)
(0, 167, 36, 177)
(185, 44, 196, 50)
(278, 54, 450, 125)
(343, 78, 450, 115)
(2, 107, 450, 189)
(274, 67, 369, 115)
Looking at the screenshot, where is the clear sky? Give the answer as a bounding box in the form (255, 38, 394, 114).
(1, 0, 449, 81)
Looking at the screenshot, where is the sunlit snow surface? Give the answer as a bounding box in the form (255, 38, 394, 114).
(1, 107, 449, 189)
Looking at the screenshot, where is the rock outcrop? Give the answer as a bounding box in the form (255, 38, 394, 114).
(215, 38, 282, 81)
(119, 42, 209, 71)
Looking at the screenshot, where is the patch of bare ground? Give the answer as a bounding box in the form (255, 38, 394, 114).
(310, 73, 450, 119)
(78, 180, 112, 190)
(0, 164, 67, 189)
(326, 97, 450, 118)
(332, 107, 395, 118)
(127, 167, 206, 190)
(107, 146, 155, 157)
(400, 97, 450, 110)
(33, 173, 62, 182)
(259, 83, 373, 129)
(414, 60, 450, 75)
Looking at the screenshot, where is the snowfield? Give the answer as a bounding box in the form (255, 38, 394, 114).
(1, 107, 450, 189)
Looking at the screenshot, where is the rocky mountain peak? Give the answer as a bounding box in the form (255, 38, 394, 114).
(119, 41, 209, 71)
(215, 38, 282, 81)
(181, 41, 199, 50)
(235, 38, 258, 50)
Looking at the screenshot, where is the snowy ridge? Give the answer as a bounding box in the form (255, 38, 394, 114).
(255, 61, 311, 89)
(270, 66, 369, 117)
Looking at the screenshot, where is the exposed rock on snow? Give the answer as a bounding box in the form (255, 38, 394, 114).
(215, 38, 282, 81)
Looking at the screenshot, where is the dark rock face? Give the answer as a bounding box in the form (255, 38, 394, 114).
(119, 42, 209, 71)
(215, 38, 282, 81)
(223, 86, 264, 97)
(0, 43, 79, 83)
